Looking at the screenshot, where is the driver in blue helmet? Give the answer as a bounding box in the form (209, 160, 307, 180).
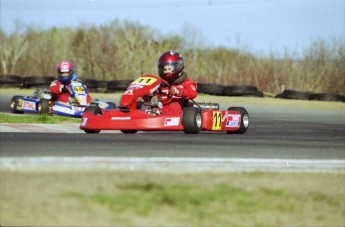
(49, 61, 92, 103)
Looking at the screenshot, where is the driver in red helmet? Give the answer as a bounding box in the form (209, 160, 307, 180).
(157, 50, 197, 114)
(49, 61, 92, 103)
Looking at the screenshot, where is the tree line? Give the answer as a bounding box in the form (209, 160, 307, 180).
(1, 19, 344, 95)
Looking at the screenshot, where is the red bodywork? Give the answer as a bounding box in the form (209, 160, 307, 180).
(80, 109, 242, 132)
(80, 75, 243, 133)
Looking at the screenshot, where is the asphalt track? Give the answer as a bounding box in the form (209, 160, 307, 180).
(1, 92, 345, 171)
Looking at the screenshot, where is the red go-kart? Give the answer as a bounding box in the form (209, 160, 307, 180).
(80, 75, 249, 134)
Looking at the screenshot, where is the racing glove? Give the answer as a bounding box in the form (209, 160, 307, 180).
(169, 86, 181, 96)
(60, 85, 70, 93)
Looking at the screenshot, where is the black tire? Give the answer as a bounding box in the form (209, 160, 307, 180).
(9, 96, 24, 114)
(197, 83, 225, 96)
(106, 102, 116, 109)
(121, 130, 138, 134)
(227, 107, 249, 134)
(96, 80, 109, 93)
(182, 107, 202, 134)
(275, 89, 312, 100)
(80, 78, 98, 93)
(83, 106, 102, 133)
(107, 80, 133, 91)
(23, 76, 55, 88)
(0, 74, 22, 88)
(224, 85, 263, 97)
(38, 99, 50, 114)
(309, 93, 345, 102)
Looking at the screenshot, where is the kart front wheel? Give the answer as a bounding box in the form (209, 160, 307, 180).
(83, 106, 102, 133)
(38, 99, 50, 114)
(10, 96, 24, 114)
(182, 107, 202, 134)
(227, 107, 249, 134)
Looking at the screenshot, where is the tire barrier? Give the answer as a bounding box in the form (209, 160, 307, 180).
(22, 76, 55, 88)
(197, 83, 263, 97)
(81, 78, 98, 93)
(276, 89, 345, 102)
(1, 74, 344, 102)
(0, 74, 22, 88)
(106, 80, 133, 92)
(197, 83, 225, 96)
(309, 93, 345, 102)
(224, 85, 263, 97)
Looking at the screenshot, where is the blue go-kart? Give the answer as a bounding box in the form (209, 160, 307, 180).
(10, 81, 116, 117)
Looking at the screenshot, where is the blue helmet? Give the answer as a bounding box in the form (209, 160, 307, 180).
(57, 61, 77, 84)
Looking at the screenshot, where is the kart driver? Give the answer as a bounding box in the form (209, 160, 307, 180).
(157, 50, 197, 114)
(49, 61, 92, 103)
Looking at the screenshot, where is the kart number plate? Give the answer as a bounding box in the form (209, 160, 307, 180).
(132, 77, 157, 86)
(212, 111, 222, 130)
(73, 86, 85, 94)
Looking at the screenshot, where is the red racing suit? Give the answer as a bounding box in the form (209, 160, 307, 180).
(159, 77, 197, 114)
(49, 79, 92, 103)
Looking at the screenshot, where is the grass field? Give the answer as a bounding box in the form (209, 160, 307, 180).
(0, 170, 344, 226)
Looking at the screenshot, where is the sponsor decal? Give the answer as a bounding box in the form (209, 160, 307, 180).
(71, 82, 83, 87)
(81, 118, 88, 126)
(22, 101, 36, 110)
(111, 117, 131, 120)
(150, 84, 160, 94)
(73, 106, 85, 111)
(127, 84, 143, 90)
(164, 117, 180, 126)
(124, 89, 134, 95)
(226, 114, 241, 128)
(53, 105, 75, 114)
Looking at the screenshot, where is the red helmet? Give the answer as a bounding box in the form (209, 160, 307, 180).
(56, 61, 75, 85)
(157, 51, 184, 83)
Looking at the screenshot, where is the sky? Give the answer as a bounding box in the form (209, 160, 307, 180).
(1, 0, 344, 57)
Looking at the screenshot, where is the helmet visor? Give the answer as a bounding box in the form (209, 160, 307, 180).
(158, 62, 181, 76)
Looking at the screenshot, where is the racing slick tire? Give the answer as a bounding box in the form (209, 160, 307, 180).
(38, 99, 50, 114)
(9, 96, 24, 114)
(83, 106, 102, 133)
(182, 107, 202, 134)
(227, 107, 249, 134)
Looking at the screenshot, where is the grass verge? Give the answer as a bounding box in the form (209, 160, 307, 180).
(0, 113, 80, 124)
(0, 170, 344, 226)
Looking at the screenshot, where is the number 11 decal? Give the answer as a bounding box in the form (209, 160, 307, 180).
(212, 111, 222, 130)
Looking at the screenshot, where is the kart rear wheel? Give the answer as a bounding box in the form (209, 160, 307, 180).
(83, 106, 102, 133)
(227, 107, 249, 134)
(38, 99, 50, 114)
(182, 107, 202, 134)
(10, 96, 24, 114)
